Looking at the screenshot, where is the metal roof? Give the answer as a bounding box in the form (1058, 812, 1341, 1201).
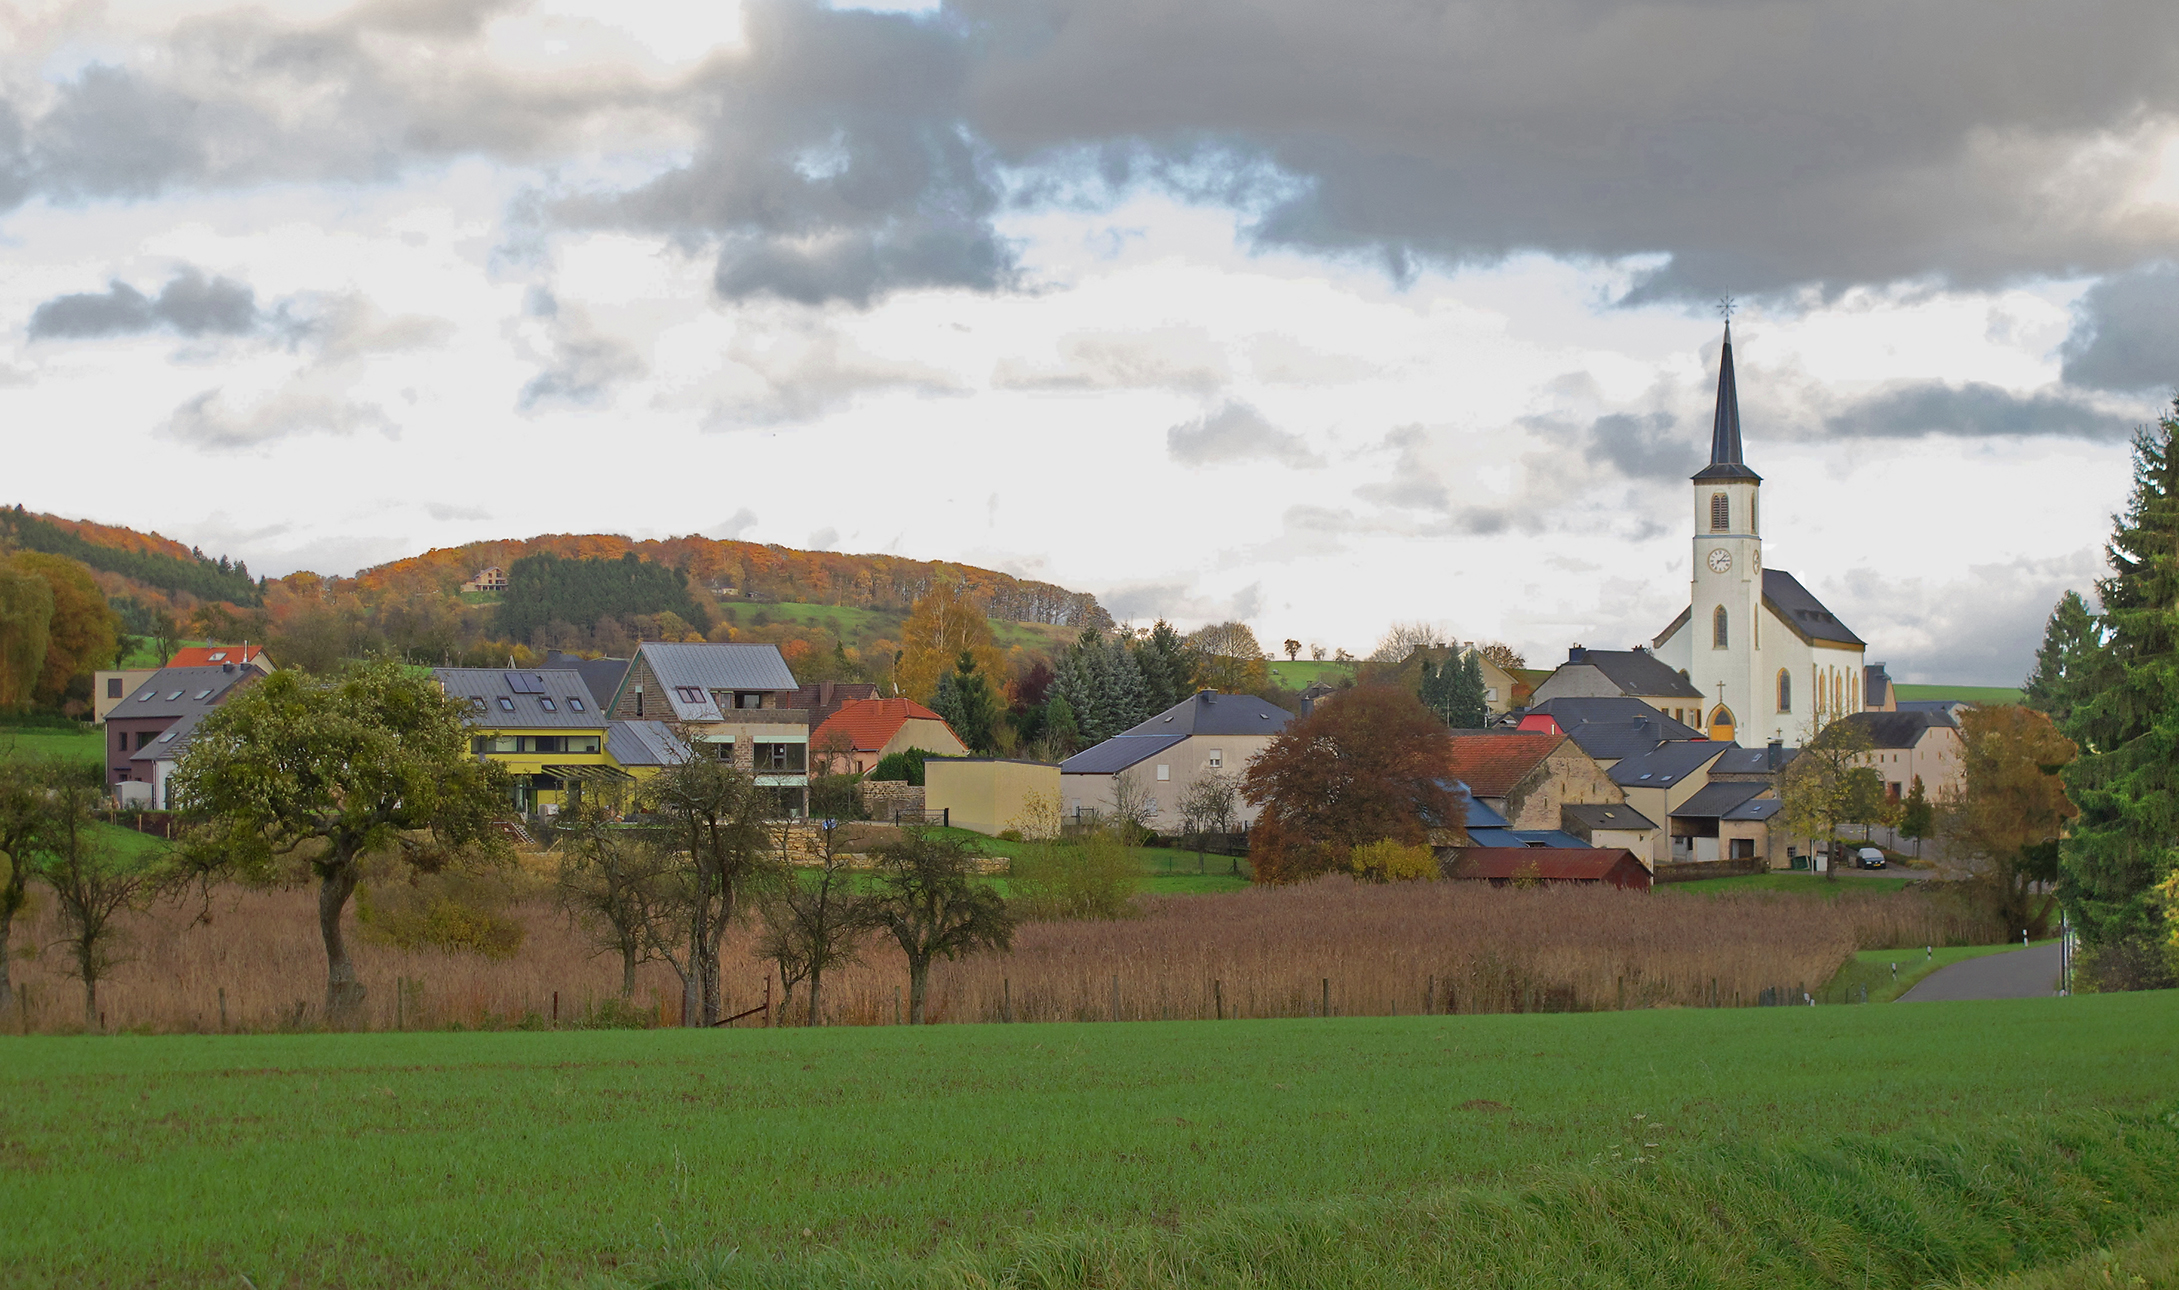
(1692, 323, 1761, 484)
(114, 666, 257, 720)
(1669, 781, 1772, 819)
(1762, 570, 1865, 647)
(1512, 830, 1590, 849)
(1711, 746, 1799, 774)
(1445, 847, 1651, 887)
(130, 708, 208, 763)
(434, 668, 606, 729)
(1609, 739, 1730, 788)
(606, 720, 692, 767)
(1059, 733, 1188, 775)
(1117, 691, 1292, 738)
(544, 651, 633, 711)
(1561, 802, 1659, 832)
(1463, 827, 1530, 847)
(631, 642, 799, 720)
(1554, 649, 1704, 699)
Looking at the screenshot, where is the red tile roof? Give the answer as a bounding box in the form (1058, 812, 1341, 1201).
(166, 644, 267, 668)
(1444, 847, 1651, 890)
(1444, 732, 1563, 798)
(811, 698, 958, 753)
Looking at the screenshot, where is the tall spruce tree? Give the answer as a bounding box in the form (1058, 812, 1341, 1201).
(1446, 649, 1489, 729)
(1133, 620, 1196, 713)
(2058, 404, 2179, 986)
(2023, 589, 2104, 732)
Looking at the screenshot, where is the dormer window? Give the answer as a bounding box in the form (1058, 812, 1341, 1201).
(1710, 492, 1730, 531)
(675, 686, 706, 704)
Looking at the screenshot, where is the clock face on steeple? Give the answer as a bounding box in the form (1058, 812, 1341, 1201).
(1707, 547, 1733, 574)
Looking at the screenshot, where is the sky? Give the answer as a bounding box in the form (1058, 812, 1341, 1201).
(4, 0, 2179, 684)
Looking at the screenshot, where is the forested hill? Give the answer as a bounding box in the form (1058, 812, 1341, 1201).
(355, 533, 1111, 629)
(0, 505, 261, 608)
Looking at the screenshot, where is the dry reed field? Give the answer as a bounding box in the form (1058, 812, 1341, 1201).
(4, 873, 1995, 1034)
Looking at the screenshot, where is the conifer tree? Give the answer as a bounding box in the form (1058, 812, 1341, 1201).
(1418, 649, 1453, 725)
(1044, 692, 1080, 754)
(2058, 404, 2179, 987)
(1133, 620, 1196, 712)
(933, 650, 999, 754)
(2023, 590, 2103, 732)
(1105, 637, 1151, 734)
(1447, 649, 1489, 729)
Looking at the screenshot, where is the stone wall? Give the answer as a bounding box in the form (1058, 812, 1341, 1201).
(858, 780, 926, 821)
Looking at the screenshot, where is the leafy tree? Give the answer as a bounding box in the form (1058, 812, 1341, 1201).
(1781, 712, 1877, 876)
(1187, 622, 1269, 694)
(2023, 590, 2103, 730)
(758, 820, 875, 1025)
(0, 757, 60, 1013)
(869, 831, 1012, 1024)
(896, 576, 1004, 704)
(1478, 642, 1527, 671)
(1283, 638, 1301, 661)
(171, 660, 512, 1018)
(643, 754, 777, 1026)
(930, 650, 999, 754)
(11, 553, 120, 709)
(1177, 771, 1238, 871)
(1006, 831, 1137, 921)
(2059, 405, 2179, 987)
(1898, 776, 1935, 858)
(33, 763, 168, 1026)
(0, 564, 53, 707)
(554, 805, 678, 998)
(1941, 705, 2076, 939)
(1346, 839, 1440, 883)
(1242, 686, 1462, 883)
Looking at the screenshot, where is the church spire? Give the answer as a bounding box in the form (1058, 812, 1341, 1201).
(1693, 319, 1761, 482)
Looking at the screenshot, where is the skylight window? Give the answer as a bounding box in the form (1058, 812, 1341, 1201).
(157, 730, 176, 742)
(470, 697, 487, 710)
(675, 686, 706, 704)
(498, 697, 516, 712)
(137, 692, 153, 702)
(540, 698, 557, 712)
(194, 689, 212, 700)
(167, 690, 184, 700)
(208, 651, 227, 661)
(568, 698, 585, 712)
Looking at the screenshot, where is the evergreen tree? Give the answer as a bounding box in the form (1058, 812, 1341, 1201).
(1418, 649, 1452, 724)
(1104, 637, 1151, 734)
(1044, 692, 1080, 754)
(1898, 776, 1934, 859)
(1446, 649, 1489, 729)
(934, 650, 999, 754)
(2059, 404, 2179, 987)
(2023, 589, 2103, 732)
(1133, 620, 1196, 712)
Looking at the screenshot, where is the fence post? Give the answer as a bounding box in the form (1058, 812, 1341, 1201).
(1425, 974, 1434, 1016)
(1003, 978, 1011, 1024)
(1214, 979, 1223, 1021)
(552, 990, 559, 1027)
(895, 986, 902, 1026)
(1321, 978, 1330, 1018)
(1111, 974, 1120, 1023)
(218, 987, 228, 1033)
(1616, 976, 1625, 1011)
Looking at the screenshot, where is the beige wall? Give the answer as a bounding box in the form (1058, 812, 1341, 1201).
(1062, 731, 1280, 831)
(92, 669, 159, 724)
(1855, 725, 1964, 804)
(926, 759, 1061, 836)
(1587, 826, 1658, 859)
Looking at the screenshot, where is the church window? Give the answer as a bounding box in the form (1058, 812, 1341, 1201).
(1751, 494, 1759, 534)
(1777, 669, 1792, 713)
(1712, 606, 1728, 648)
(1710, 493, 1730, 531)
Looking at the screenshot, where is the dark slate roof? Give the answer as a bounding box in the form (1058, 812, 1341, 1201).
(1512, 830, 1590, 849)
(1528, 696, 1702, 733)
(129, 708, 208, 763)
(1561, 649, 1704, 699)
(628, 642, 800, 721)
(544, 650, 633, 712)
(1896, 699, 1972, 717)
(1117, 691, 1292, 738)
(1609, 739, 1731, 788)
(1839, 710, 1957, 749)
(435, 668, 607, 729)
(607, 720, 691, 767)
(1864, 663, 1892, 709)
(1561, 802, 1659, 832)
(1669, 781, 1772, 819)
(114, 666, 257, 720)
(1711, 746, 1800, 774)
(1762, 569, 1864, 647)
(1724, 796, 1782, 822)
(1693, 323, 1761, 483)
(1059, 733, 1188, 775)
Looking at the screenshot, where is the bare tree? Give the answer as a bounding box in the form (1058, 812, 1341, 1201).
(35, 771, 165, 1027)
(645, 755, 777, 1026)
(554, 804, 678, 998)
(1177, 771, 1238, 873)
(758, 820, 875, 1025)
(1369, 621, 1451, 663)
(869, 831, 1012, 1024)
(1107, 771, 1160, 840)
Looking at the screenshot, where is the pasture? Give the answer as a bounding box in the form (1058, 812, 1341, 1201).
(1, 994, 2174, 1287)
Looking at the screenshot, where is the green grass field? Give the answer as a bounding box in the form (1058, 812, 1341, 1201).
(1265, 659, 1355, 689)
(1665, 870, 1920, 897)
(2, 994, 2174, 1288)
(0, 726, 106, 766)
(1892, 683, 2026, 704)
(1824, 940, 2053, 1004)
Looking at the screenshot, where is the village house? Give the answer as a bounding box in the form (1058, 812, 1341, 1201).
(1606, 740, 1733, 867)
(607, 641, 809, 816)
(1441, 730, 1624, 831)
(1558, 802, 1662, 854)
(94, 644, 271, 724)
(810, 698, 968, 775)
(1060, 691, 1289, 831)
(436, 667, 615, 816)
(1528, 646, 1708, 730)
(462, 567, 509, 593)
(106, 664, 262, 796)
(1839, 708, 1965, 803)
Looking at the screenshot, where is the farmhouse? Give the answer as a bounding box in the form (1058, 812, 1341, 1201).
(810, 698, 967, 774)
(1060, 691, 1289, 831)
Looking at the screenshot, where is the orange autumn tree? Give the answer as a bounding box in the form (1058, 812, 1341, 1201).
(1942, 704, 2078, 938)
(1242, 686, 1463, 883)
(894, 576, 1004, 703)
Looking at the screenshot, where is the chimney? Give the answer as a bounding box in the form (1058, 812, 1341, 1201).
(1568, 646, 1588, 664)
(1767, 738, 1783, 771)
(222, 662, 235, 674)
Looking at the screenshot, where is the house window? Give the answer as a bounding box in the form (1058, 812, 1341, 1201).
(738, 693, 764, 709)
(106, 678, 122, 698)
(568, 698, 585, 712)
(498, 697, 516, 712)
(1156, 764, 1171, 781)
(752, 742, 805, 772)
(540, 698, 557, 712)
(137, 731, 156, 749)
(1710, 492, 1730, 531)
(1206, 749, 1222, 769)
(1712, 606, 1728, 649)
(674, 686, 705, 704)
(1777, 669, 1792, 713)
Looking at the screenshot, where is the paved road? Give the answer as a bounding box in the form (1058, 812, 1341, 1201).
(1899, 942, 2061, 1001)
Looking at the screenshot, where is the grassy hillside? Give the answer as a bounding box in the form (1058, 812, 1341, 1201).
(1266, 659, 1356, 689)
(2, 994, 2173, 1288)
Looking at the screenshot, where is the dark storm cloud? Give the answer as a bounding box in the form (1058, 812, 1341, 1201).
(1586, 411, 1701, 482)
(29, 268, 259, 339)
(597, 3, 1012, 306)
(2061, 263, 2179, 393)
(1825, 381, 2129, 441)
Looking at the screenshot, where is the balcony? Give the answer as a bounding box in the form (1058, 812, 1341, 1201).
(704, 707, 809, 728)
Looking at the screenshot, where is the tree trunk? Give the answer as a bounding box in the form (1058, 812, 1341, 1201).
(319, 861, 366, 1021)
(907, 954, 930, 1024)
(808, 966, 824, 1027)
(82, 971, 96, 1030)
(0, 919, 13, 1016)
(620, 945, 638, 999)
(683, 920, 703, 1028)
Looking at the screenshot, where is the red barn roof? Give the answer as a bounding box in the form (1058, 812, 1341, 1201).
(812, 698, 957, 753)
(1444, 731, 1563, 798)
(166, 644, 267, 669)
(1444, 847, 1652, 891)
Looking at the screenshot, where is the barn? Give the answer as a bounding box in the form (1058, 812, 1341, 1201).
(1440, 847, 1653, 892)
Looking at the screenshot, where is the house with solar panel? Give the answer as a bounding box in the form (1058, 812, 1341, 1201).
(436, 668, 614, 816)
(106, 663, 263, 798)
(605, 641, 810, 816)
(1058, 691, 1290, 831)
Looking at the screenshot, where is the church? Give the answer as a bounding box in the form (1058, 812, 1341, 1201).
(1649, 324, 1867, 748)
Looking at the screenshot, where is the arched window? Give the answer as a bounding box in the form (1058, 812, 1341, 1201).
(1710, 492, 1730, 531)
(1777, 669, 1792, 713)
(1750, 494, 1758, 534)
(1709, 705, 1736, 741)
(1712, 605, 1728, 648)
(1851, 673, 1860, 711)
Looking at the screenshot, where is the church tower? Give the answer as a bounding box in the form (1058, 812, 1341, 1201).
(1687, 322, 1762, 743)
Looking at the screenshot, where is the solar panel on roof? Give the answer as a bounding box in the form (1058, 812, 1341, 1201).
(505, 673, 545, 693)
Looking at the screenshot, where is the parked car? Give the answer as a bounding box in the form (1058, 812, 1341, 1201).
(1854, 847, 1887, 869)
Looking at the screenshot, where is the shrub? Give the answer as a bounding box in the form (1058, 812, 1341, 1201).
(1008, 833, 1139, 921)
(358, 870, 527, 960)
(870, 747, 936, 786)
(1347, 839, 1439, 883)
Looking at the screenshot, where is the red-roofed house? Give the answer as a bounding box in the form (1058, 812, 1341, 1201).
(811, 698, 968, 774)
(166, 644, 273, 673)
(1442, 847, 1652, 891)
(1443, 731, 1623, 831)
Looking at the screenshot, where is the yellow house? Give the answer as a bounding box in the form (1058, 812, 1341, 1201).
(435, 667, 618, 816)
(925, 758, 1061, 836)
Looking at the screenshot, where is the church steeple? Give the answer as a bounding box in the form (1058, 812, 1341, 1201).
(1693, 320, 1761, 483)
